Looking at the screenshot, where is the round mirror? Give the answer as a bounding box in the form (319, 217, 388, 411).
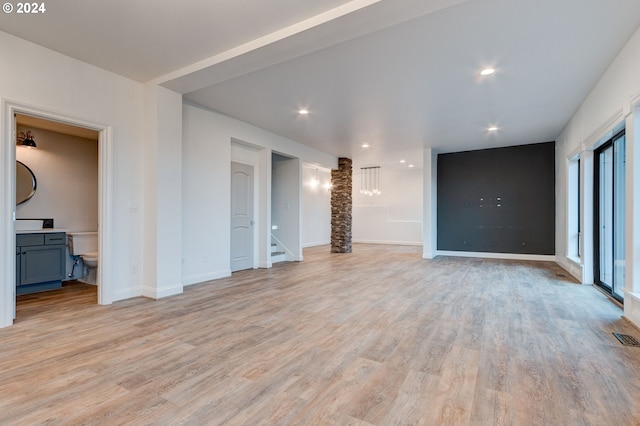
(16, 161, 37, 205)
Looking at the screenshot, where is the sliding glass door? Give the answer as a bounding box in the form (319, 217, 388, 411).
(595, 131, 625, 302)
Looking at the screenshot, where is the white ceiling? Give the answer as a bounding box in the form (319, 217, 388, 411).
(2, 0, 640, 170)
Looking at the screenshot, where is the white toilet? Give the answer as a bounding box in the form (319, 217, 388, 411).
(68, 232, 99, 285)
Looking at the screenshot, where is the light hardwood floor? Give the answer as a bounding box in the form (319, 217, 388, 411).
(3, 244, 640, 425)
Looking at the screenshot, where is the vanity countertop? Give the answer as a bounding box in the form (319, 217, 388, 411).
(16, 228, 68, 234)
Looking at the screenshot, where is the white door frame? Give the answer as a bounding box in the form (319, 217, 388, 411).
(230, 141, 262, 269)
(1, 100, 114, 327)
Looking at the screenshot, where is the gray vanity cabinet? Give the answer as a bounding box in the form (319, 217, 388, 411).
(16, 232, 66, 294)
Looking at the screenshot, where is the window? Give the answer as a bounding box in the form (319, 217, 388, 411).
(594, 130, 625, 302)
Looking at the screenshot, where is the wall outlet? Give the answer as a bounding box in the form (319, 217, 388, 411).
(130, 264, 138, 274)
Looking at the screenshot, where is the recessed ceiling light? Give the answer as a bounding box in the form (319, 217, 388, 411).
(400, 159, 406, 163)
(487, 126, 499, 131)
(408, 164, 415, 168)
(480, 68, 495, 76)
(298, 109, 309, 115)
(361, 143, 370, 148)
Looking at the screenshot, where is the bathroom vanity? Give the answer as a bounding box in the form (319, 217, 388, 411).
(16, 230, 66, 295)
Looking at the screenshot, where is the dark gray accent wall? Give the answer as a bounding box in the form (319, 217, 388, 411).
(437, 142, 555, 255)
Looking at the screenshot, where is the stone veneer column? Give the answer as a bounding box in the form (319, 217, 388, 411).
(331, 158, 353, 253)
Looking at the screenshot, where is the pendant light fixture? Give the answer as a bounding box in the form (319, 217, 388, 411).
(360, 166, 381, 196)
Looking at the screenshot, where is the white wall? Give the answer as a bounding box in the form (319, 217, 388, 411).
(182, 103, 336, 286)
(142, 84, 183, 299)
(182, 104, 232, 285)
(15, 126, 98, 232)
(422, 148, 437, 258)
(302, 165, 331, 247)
(0, 31, 145, 325)
(353, 167, 423, 245)
(555, 26, 640, 326)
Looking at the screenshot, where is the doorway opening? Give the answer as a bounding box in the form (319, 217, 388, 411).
(594, 129, 626, 302)
(271, 153, 302, 264)
(15, 114, 99, 316)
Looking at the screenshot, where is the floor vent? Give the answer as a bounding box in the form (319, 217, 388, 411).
(555, 273, 567, 278)
(612, 332, 640, 347)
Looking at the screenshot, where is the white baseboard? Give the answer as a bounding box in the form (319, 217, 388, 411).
(624, 292, 640, 329)
(303, 241, 330, 248)
(556, 256, 583, 283)
(436, 250, 556, 262)
(112, 286, 143, 301)
(422, 251, 436, 260)
(353, 239, 423, 246)
(142, 282, 183, 300)
(183, 269, 231, 286)
(259, 260, 272, 269)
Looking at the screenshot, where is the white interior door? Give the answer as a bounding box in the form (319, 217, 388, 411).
(231, 162, 254, 272)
